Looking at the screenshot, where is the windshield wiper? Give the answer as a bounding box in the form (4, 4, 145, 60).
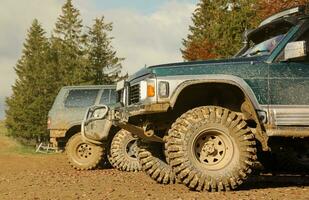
(249, 49, 270, 56)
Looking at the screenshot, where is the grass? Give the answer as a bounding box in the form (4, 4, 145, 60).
(0, 120, 37, 155)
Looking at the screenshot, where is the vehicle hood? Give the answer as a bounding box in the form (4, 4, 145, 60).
(128, 56, 267, 82)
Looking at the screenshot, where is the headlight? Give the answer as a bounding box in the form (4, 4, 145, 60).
(159, 81, 169, 98)
(140, 80, 155, 100)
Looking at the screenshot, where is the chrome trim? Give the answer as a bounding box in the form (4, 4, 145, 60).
(268, 105, 309, 126)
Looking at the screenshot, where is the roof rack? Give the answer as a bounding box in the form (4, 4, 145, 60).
(259, 6, 306, 27)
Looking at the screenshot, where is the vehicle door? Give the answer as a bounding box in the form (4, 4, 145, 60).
(61, 89, 100, 127)
(268, 26, 309, 126)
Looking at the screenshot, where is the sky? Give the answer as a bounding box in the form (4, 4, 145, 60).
(0, 0, 198, 119)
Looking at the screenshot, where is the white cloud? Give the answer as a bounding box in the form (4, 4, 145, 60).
(76, 0, 195, 74)
(0, 0, 62, 98)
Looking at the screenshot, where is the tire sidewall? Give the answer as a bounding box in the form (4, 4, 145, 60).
(66, 133, 103, 169)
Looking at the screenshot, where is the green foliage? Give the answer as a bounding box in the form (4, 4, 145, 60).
(6, 19, 52, 141)
(84, 17, 125, 84)
(51, 0, 87, 86)
(182, 0, 259, 60)
(6, 0, 124, 143)
(0, 121, 36, 155)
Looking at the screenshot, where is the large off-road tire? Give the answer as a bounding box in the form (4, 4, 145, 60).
(109, 129, 141, 172)
(66, 133, 104, 170)
(138, 141, 176, 184)
(166, 106, 257, 192)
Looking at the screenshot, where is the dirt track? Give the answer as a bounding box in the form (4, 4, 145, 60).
(0, 153, 308, 200)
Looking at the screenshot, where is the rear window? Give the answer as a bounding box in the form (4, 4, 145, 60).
(99, 89, 117, 104)
(65, 89, 99, 108)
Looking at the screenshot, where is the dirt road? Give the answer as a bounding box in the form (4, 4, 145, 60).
(0, 153, 308, 200)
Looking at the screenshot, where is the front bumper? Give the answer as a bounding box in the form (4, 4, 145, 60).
(81, 103, 169, 144)
(114, 102, 170, 121)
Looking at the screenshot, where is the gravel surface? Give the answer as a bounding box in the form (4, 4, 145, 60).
(0, 154, 308, 200)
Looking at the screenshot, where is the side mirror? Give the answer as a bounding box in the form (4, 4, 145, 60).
(284, 41, 307, 61)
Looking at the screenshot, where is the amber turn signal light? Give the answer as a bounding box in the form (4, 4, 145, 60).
(147, 84, 155, 97)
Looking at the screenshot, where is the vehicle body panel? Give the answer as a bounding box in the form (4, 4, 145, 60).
(48, 85, 116, 142)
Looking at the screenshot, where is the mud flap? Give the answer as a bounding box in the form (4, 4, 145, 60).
(81, 105, 113, 144)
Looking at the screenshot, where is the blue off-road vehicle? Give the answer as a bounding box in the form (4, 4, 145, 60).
(75, 7, 309, 191)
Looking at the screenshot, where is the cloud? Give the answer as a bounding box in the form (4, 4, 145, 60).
(75, 0, 195, 74)
(0, 0, 62, 98)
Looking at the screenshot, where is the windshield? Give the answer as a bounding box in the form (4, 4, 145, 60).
(242, 34, 285, 57)
(240, 20, 293, 57)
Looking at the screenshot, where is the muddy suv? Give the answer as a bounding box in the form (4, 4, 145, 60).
(81, 7, 309, 191)
(50, 85, 142, 171)
(48, 85, 117, 149)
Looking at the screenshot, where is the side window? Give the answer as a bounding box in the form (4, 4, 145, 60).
(65, 89, 99, 108)
(99, 89, 118, 104)
(99, 89, 110, 104)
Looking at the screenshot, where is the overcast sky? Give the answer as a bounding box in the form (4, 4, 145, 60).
(0, 0, 197, 119)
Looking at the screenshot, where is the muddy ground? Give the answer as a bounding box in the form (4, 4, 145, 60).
(0, 153, 308, 200)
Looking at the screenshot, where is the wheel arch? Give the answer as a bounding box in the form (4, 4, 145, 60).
(167, 76, 269, 151)
(57, 124, 82, 149)
(169, 76, 261, 110)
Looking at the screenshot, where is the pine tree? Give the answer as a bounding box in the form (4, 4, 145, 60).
(51, 0, 86, 86)
(6, 19, 53, 142)
(182, 0, 258, 61)
(85, 17, 124, 84)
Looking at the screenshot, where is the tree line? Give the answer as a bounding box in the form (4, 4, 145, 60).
(182, 0, 309, 61)
(5, 0, 308, 143)
(5, 0, 124, 143)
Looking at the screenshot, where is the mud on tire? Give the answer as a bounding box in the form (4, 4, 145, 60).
(138, 141, 176, 184)
(109, 129, 141, 172)
(166, 106, 257, 191)
(66, 133, 104, 170)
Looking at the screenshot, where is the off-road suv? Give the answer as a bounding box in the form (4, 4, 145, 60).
(81, 7, 309, 191)
(48, 85, 117, 148)
(48, 85, 141, 172)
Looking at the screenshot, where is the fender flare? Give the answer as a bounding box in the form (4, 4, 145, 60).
(167, 75, 269, 151)
(169, 75, 261, 110)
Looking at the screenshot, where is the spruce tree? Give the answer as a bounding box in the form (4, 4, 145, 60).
(51, 0, 86, 86)
(6, 19, 52, 142)
(85, 17, 124, 84)
(182, 0, 258, 61)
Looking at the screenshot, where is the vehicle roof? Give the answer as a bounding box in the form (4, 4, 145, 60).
(259, 6, 309, 27)
(60, 85, 116, 90)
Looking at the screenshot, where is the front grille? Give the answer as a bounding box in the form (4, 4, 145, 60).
(129, 84, 140, 104)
